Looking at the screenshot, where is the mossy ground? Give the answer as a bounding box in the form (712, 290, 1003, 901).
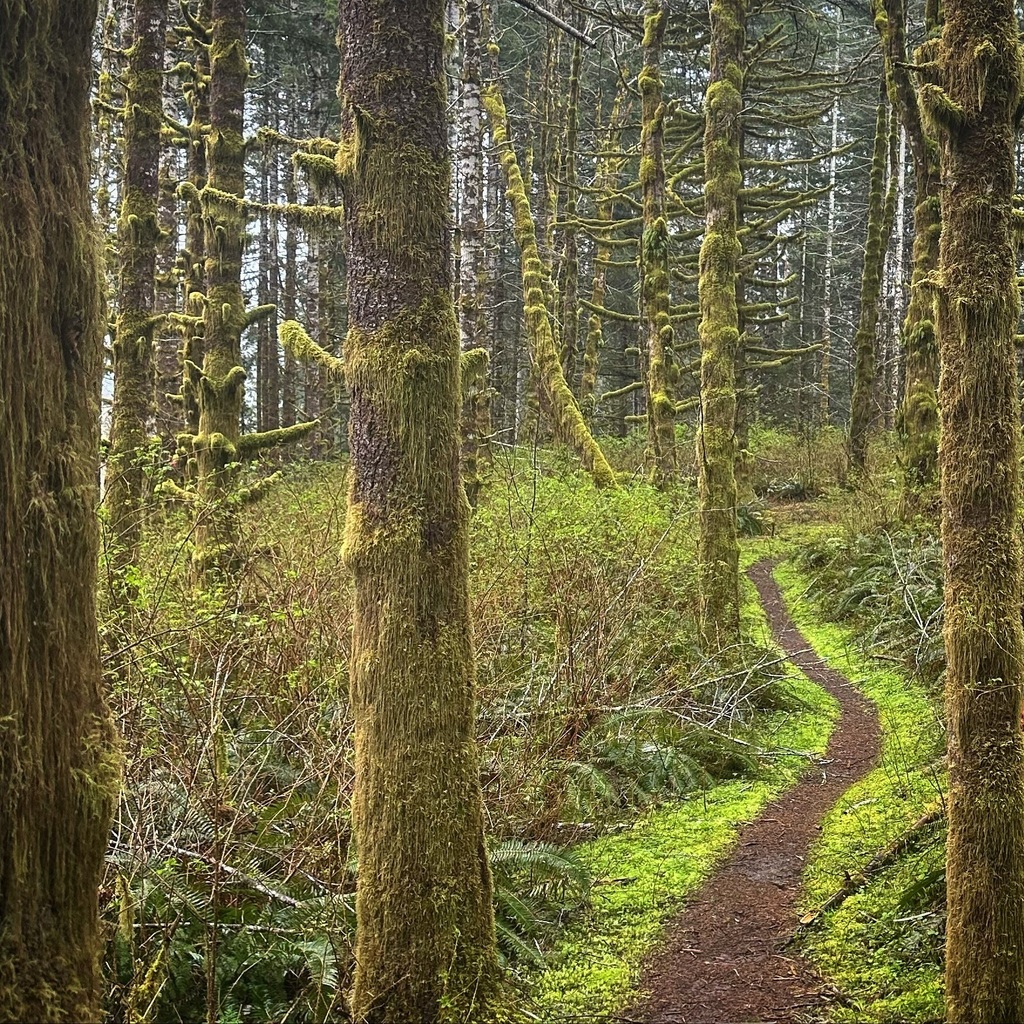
(773, 550, 945, 1024)
(518, 567, 839, 1020)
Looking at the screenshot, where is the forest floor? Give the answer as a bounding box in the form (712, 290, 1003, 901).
(626, 560, 882, 1024)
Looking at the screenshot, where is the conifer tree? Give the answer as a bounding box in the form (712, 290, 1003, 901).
(0, 1, 117, 1017)
(696, 0, 745, 648)
(107, 0, 168, 573)
(921, 0, 1024, 1018)
(337, 1, 500, 1019)
(848, 82, 892, 469)
(640, 0, 677, 485)
(878, 0, 941, 495)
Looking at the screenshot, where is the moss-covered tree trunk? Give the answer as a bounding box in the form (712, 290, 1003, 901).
(0, 1, 117, 1017)
(484, 80, 617, 488)
(921, 2, 1024, 1019)
(580, 88, 627, 418)
(337, 2, 500, 1019)
(879, 0, 941, 496)
(696, 0, 744, 648)
(184, 0, 311, 575)
(179, 0, 211, 441)
(640, 0, 677, 485)
(848, 83, 891, 470)
(557, 33, 583, 388)
(107, 0, 167, 573)
(192, 0, 248, 570)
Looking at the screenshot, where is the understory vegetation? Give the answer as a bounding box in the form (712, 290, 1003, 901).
(102, 438, 805, 1022)
(98, 429, 952, 1023)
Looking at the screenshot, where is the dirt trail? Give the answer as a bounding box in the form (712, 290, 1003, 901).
(625, 560, 881, 1024)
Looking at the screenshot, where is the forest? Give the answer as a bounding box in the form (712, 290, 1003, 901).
(2, 0, 1024, 1021)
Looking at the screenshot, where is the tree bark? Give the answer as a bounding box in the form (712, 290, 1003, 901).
(337, 2, 500, 1019)
(697, 0, 745, 649)
(848, 82, 892, 470)
(923, 1, 1024, 1019)
(484, 80, 617, 488)
(0, 2, 117, 1017)
(878, 0, 941, 496)
(640, 0, 677, 485)
(107, 0, 167, 572)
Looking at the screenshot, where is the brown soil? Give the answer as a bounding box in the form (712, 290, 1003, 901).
(623, 560, 882, 1024)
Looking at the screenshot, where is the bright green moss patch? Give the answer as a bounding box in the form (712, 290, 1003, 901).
(774, 558, 945, 1024)
(519, 574, 839, 1020)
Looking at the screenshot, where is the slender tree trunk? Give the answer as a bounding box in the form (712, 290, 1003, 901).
(879, 0, 941, 495)
(640, 0, 677, 485)
(581, 89, 627, 419)
(820, 31, 840, 427)
(922, 1, 1024, 1019)
(697, 0, 745, 649)
(191, 0, 248, 571)
(281, 164, 299, 429)
(484, 80, 617, 488)
(337, 1, 500, 1019)
(848, 83, 891, 470)
(0, 2, 117, 1017)
(558, 33, 583, 389)
(180, 0, 211, 441)
(107, 0, 167, 572)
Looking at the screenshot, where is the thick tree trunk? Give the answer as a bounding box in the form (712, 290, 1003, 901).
(697, 0, 745, 649)
(337, 2, 500, 1019)
(923, 2, 1024, 1019)
(107, 0, 167, 572)
(640, 0, 677, 485)
(0, 2, 117, 1017)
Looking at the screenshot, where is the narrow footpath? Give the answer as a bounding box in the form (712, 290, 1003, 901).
(626, 560, 882, 1024)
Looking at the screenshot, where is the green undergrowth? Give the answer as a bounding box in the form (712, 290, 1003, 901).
(517, 569, 840, 1021)
(773, 554, 945, 1024)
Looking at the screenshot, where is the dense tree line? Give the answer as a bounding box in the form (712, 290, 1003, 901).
(4, 0, 1024, 1020)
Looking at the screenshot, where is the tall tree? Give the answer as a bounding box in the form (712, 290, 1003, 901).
(107, 0, 168, 572)
(0, 1, 117, 1017)
(921, 1, 1024, 1019)
(878, 0, 941, 496)
(696, 0, 745, 648)
(848, 80, 891, 470)
(484, 80, 617, 488)
(640, 0, 677, 485)
(336, 1, 500, 1019)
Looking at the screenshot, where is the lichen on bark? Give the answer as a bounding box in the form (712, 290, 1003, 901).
(0, 1, 118, 1017)
(483, 80, 617, 489)
(928, 2, 1024, 1020)
(337, 3, 500, 1020)
(696, 0, 745, 650)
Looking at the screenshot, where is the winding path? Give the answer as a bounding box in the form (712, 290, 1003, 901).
(626, 560, 882, 1024)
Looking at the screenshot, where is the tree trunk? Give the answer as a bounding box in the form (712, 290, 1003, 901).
(192, 0, 249, 571)
(923, 1, 1024, 1019)
(107, 0, 167, 572)
(640, 0, 677, 485)
(180, 0, 211, 442)
(697, 0, 745, 649)
(879, 0, 941, 496)
(0, 2, 117, 1017)
(484, 80, 617, 488)
(337, 1, 500, 1019)
(848, 83, 891, 470)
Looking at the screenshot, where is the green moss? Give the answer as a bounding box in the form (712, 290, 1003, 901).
(519, 572, 838, 1020)
(772, 556, 944, 1024)
(483, 85, 616, 489)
